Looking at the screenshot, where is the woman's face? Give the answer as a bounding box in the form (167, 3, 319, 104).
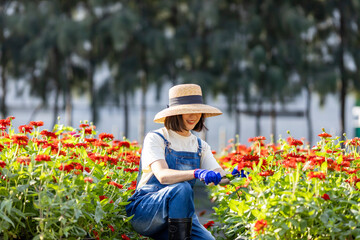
(182, 113, 202, 131)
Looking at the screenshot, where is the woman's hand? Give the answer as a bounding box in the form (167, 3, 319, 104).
(194, 169, 222, 185)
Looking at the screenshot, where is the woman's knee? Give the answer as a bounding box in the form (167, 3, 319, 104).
(169, 182, 193, 196)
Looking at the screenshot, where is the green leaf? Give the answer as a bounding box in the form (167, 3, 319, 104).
(320, 212, 329, 224)
(95, 203, 105, 223)
(16, 184, 29, 193)
(0, 212, 15, 228)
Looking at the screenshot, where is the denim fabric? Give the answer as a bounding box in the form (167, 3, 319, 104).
(126, 132, 215, 239)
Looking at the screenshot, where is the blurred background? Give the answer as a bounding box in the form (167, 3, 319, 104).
(1, 0, 360, 151)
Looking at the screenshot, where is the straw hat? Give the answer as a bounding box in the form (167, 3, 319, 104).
(154, 84, 222, 123)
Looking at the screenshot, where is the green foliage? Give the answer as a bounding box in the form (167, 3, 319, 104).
(209, 133, 360, 239)
(0, 118, 145, 239)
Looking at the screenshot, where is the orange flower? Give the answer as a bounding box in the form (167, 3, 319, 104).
(254, 219, 267, 234)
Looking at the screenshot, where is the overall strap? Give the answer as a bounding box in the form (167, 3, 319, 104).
(152, 131, 170, 148)
(136, 131, 169, 188)
(197, 137, 202, 156)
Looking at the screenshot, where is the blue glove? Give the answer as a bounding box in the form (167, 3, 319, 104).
(231, 166, 240, 177)
(231, 166, 247, 178)
(194, 169, 222, 185)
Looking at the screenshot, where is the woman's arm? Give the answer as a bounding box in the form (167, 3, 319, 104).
(150, 159, 196, 185)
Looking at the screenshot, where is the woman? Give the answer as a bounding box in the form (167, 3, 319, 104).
(126, 84, 236, 240)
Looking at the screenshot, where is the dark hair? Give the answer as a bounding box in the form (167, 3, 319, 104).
(164, 114, 207, 132)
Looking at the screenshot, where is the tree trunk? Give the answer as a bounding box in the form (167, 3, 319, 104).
(255, 95, 263, 136)
(52, 82, 61, 128)
(123, 87, 129, 138)
(65, 59, 73, 126)
(339, 0, 347, 138)
(305, 83, 313, 146)
(270, 99, 276, 141)
(139, 75, 147, 144)
(235, 93, 241, 139)
(0, 61, 7, 119)
(89, 61, 98, 124)
(51, 48, 61, 128)
(0, 21, 7, 119)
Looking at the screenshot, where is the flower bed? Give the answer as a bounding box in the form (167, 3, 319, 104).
(0, 117, 145, 240)
(209, 132, 360, 239)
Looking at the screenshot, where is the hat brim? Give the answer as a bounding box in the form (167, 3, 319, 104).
(153, 104, 222, 123)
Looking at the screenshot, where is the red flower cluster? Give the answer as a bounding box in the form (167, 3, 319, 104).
(17, 156, 31, 165)
(308, 171, 326, 180)
(203, 220, 215, 229)
(248, 136, 266, 142)
(59, 162, 90, 173)
(108, 181, 123, 189)
(30, 121, 44, 127)
(99, 133, 114, 141)
(0, 160, 6, 168)
(321, 193, 330, 200)
(287, 137, 303, 146)
(254, 219, 267, 234)
(11, 134, 29, 146)
(121, 234, 130, 240)
(35, 154, 51, 162)
(18, 125, 33, 134)
(318, 132, 332, 138)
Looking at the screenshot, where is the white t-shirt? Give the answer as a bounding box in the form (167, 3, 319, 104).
(137, 127, 221, 189)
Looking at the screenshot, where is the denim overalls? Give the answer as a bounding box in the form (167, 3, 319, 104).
(126, 132, 215, 240)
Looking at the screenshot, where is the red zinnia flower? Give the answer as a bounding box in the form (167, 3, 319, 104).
(108, 181, 123, 189)
(113, 140, 131, 148)
(203, 220, 215, 229)
(94, 140, 110, 148)
(76, 143, 88, 148)
(321, 193, 330, 200)
(254, 219, 267, 235)
(40, 130, 57, 139)
(248, 136, 266, 142)
(85, 138, 97, 144)
(259, 170, 274, 177)
(287, 137, 303, 146)
(30, 121, 44, 127)
(0, 160, 6, 168)
(108, 224, 115, 232)
(318, 132, 332, 138)
(17, 156, 31, 165)
(35, 154, 51, 162)
(79, 123, 89, 128)
(84, 177, 93, 183)
(11, 134, 29, 146)
(121, 234, 130, 240)
(18, 125, 33, 134)
(308, 171, 326, 180)
(99, 133, 114, 141)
